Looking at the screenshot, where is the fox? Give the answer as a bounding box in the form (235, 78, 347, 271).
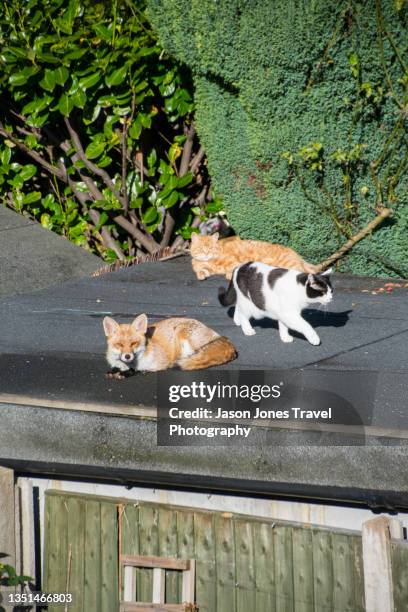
(102, 314, 237, 378)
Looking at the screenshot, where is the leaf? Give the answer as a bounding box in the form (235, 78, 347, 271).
(105, 66, 127, 87)
(177, 172, 193, 188)
(72, 89, 87, 109)
(54, 66, 69, 86)
(58, 93, 74, 117)
(79, 72, 101, 90)
(85, 141, 106, 159)
(40, 213, 53, 229)
(23, 191, 41, 204)
(141, 206, 158, 224)
(162, 190, 179, 208)
(0, 149, 11, 165)
(129, 117, 142, 139)
(19, 165, 37, 181)
(40, 69, 56, 92)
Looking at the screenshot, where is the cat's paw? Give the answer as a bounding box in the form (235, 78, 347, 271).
(280, 335, 294, 343)
(243, 328, 256, 336)
(308, 335, 321, 346)
(196, 272, 207, 280)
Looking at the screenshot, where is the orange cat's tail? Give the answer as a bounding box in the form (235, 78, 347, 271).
(301, 261, 320, 274)
(178, 336, 237, 370)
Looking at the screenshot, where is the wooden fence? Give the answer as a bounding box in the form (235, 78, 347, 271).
(43, 490, 371, 612)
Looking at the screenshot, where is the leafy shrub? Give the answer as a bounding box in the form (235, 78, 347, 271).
(147, 0, 408, 277)
(0, 0, 220, 261)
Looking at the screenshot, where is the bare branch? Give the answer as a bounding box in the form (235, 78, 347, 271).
(0, 122, 66, 181)
(190, 146, 205, 173)
(179, 123, 196, 177)
(64, 117, 127, 206)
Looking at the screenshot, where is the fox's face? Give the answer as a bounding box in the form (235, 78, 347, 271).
(103, 314, 148, 365)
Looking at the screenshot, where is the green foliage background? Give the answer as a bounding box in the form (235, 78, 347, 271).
(0, 0, 218, 262)
(147, 0, 408, 276)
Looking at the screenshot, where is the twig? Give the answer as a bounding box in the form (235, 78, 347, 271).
(190, 146, 205, 173)
(0, 122, 65, 180)
(160, 123, 196, 248)
(315, 207, 392, 272)
(179, 123, 195, 176)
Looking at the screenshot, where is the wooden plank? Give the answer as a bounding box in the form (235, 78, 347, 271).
(253, 522, 275, 612)
(292, 527, 314, 612)
(124, 565, 136, 603)
(101, 502, 119, 612)
(66, 496, 86, 612)
(121, 504, 139, 601)
(120, 604, 190, 612)
(235, 519, 256, 612)
(362, 517, 395, 612)
(312, 529, 333, 612)
(44, 494, 68, 611)
(182, 560, 195, 603)
(152, 568, 165, 603)
(158, 508, 181, 602)
(351, 535, 365, 612)
(332, 533, 354, 610)
(274, 526, 294, 612)
(138, 506, 160, 602)
(214, 514, 236, 612)
(193, 511, 216, 612)
(84, 500, 101, 612)
(177, 511, 195, 603)
(121, 554, 189, 571)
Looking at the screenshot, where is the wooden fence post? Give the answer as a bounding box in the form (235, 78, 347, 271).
(0, 466, 16, 606)
(362, 515, 402, 612)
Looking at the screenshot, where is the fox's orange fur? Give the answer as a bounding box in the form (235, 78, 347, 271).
(103, 314, 237, 377)
(190, 233, 319, 280)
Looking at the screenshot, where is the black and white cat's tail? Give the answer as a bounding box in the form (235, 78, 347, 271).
(218, 279, 237, 306)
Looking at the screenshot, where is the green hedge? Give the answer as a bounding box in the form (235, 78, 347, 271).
(147, 0, 408, 276)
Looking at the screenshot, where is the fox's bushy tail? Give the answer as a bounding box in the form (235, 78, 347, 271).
(179, 336, 237, 371)
(218, 279, 236, 307)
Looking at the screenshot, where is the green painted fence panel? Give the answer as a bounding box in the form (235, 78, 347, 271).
(214, 514, 236, 612)
(84, 500, 101, 612)
(158, 507, 181, 603)
(100, 502, 119, 612)
(193, 511, 217, 612)
(235, 519, 256, 612)
(137, 505, 159, 602)
(44, 491, 367, 612)
(392, 541, 408, 612)
(253, 522, 275, 612)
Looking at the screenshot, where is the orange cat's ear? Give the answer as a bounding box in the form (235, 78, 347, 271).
(211, 232, 219, 241)
(191, 233, 199, 243)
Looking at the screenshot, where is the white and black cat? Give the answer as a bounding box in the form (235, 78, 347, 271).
(218, 262, 333, 345)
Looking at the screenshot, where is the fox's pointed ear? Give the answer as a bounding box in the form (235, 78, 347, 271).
(322, 267, 332, 276)
(131, 313, 148, 335)
(212, 232, 219, 241)
(103, 316, 119, 337)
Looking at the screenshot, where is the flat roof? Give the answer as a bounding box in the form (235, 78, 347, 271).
(0, 257, 407, 509)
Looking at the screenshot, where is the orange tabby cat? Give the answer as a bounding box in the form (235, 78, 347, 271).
(190, 233, 319, 280)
